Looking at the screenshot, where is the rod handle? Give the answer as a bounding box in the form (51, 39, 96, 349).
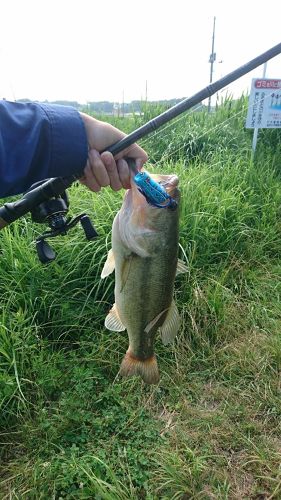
(0, 159, 137, 228)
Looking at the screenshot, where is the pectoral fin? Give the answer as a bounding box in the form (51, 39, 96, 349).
(176, 259, 188, 276)
(159, 300, 181, 345)
(120, 255, 133, 292)
(101, 249, 115, 279)
(105, 304, 126, 332)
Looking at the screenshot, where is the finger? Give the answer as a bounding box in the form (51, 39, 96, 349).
(88, 149, 110, 187)
(100, 152, 122, 191)
(115, 143, 148, 166)
(135, 157, 147, 170)
(117, 159, 131, 189)
(81, 160, 101, 192)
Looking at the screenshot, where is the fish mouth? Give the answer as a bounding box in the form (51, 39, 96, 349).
(153, 174, 179, 199)
(149, 173, 180, 205)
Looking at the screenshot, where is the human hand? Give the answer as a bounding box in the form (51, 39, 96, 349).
(79, 113, 148, 192)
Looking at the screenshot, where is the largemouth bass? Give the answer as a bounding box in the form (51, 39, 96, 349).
(101, 173, 187, 384)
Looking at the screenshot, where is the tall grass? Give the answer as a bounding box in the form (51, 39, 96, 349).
(0, 96, 281, 498)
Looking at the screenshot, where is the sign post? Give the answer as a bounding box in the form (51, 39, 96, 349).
(251, 63, 267, 153)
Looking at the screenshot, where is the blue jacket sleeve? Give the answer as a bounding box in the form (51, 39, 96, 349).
(0, 101, 88, 198)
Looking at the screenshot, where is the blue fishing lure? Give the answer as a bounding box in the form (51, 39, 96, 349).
(133, 171, 177, 209)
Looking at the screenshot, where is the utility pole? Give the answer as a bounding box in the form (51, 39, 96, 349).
(208, 16, 216, 112)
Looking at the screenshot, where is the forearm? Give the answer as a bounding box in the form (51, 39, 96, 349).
(0, 101, 88, 198)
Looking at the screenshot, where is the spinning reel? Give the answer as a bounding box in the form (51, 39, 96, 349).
(26, 180, 98, 264)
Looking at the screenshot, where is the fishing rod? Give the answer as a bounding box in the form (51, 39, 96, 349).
(0, 41, 281, 263)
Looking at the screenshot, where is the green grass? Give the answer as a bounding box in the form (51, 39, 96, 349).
(0, 97, 281, 498)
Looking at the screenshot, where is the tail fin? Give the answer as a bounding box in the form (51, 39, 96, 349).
(119, 349, 160, 384)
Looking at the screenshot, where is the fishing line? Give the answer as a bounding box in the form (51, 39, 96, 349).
(137, 103, 231, 160)
(137, 104, 205, 150)
(137, 94, 231, 149)
(138, 104, 201, 147)
(139, 92, 262, 156)
(157, 106, 248, 164)
(137, 73, 277, 162)
(144, 91, 274, 165)
(138, 51, 281, 152)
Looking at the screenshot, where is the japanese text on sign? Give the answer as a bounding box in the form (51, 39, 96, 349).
(246, 78, 281, 128)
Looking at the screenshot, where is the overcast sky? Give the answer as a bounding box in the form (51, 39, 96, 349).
(1, 0, 280, 103)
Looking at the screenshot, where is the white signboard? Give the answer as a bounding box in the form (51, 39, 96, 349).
(246, 78, 281, 128)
